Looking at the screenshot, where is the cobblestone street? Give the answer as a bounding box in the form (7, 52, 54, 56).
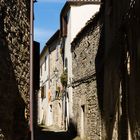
(37, 125, 80, 140)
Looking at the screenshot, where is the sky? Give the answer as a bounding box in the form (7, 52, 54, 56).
(34, 0, 67, 52)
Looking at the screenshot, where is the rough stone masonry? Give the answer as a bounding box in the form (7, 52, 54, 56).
(0, 0, 30, 140)
(71, 13, 102, 140)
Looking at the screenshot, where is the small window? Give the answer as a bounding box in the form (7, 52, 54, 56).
(40, 65, 42, 76)
(41, 85, 46, 99)
(45, 56, 47, 71)
(50, 105, 52, 112)
(64, 15, 68, 36)
(65, 58, 68, 69)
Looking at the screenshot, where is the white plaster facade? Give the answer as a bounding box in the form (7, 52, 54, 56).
(49, 37, 63, 129)
(38, 30, 63, 128)
(62, 3, 100, 122)
(38, 47, 53, 126)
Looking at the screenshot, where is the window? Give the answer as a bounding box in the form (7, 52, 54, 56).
(62, 15, 68, 37)
(45, 56, 47, 71)
(41, 85, 46, 99)
(65, 58, 68, 69)
(40, 65, 42, 76)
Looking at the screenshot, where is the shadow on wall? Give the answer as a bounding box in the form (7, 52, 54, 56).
(95, 9, 104, 115)
(95, 6, 127, 139)
(95, 1, 140, 139)
(0, 21, 28, 140)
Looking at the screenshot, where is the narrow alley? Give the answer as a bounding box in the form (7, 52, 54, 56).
(0, 0, 140, 140)
(36, 0, 140, 140)
(37, 125, 78, 140)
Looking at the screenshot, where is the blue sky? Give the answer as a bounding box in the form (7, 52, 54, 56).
(34, 0, 66, 52)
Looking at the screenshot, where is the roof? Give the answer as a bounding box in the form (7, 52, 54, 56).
(71, 11, 101, 48)
(40, 30, 60, 58)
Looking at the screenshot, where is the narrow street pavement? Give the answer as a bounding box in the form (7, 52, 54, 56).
(37, 125, 80, 140)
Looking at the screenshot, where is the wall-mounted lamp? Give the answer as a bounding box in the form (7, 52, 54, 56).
(54, 67, 58, 77)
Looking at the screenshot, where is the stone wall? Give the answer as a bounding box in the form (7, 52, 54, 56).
(71, 1, 140, 139)
(71, 13, 101, 140)
(49, 38, 63, 128)
(0, 0, 30, 140)
(49, 40, 63, 94)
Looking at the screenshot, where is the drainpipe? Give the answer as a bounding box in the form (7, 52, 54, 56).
(30, 0, 34, 139)
(48, 47, 50, 89)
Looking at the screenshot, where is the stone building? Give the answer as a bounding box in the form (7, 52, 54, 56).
(71, 12, 102, 140)
(38, 0, 140, 139)
(0, 0, 30, 140)
(48, 30, 63, 128)
(60, 0, 101, 129)
(39, 30, 63, 128)
(47, 30, 63, 128)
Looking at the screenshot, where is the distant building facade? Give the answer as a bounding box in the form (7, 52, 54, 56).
(39, 41, 50, 126)
(38, 30, 63, 128)
(38, 0, 140, 139)
(48, 30, 63, 128)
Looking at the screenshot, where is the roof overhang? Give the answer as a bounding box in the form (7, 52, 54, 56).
(40, 30, 60, 58)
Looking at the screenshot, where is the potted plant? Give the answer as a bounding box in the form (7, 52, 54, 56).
(60, 69, 68, 88)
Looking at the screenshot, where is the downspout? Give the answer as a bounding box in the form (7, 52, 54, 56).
(30, 0, 34, 140)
